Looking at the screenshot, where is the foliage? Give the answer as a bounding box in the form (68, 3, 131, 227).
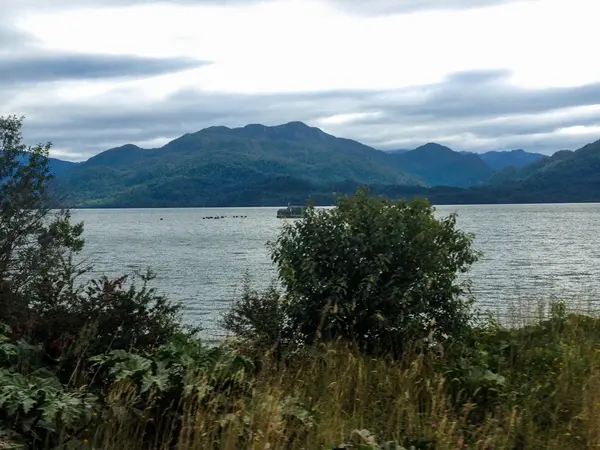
(60, 271, 196, 358)
(0, 325, 97, 449)
(88, 337, 255, 448)
(6, 115, 600, 450)
(0, 116, 193, 372)
(92, 337, 254, 395)
(266, 188, 478, 355)
(0, 115, 85, 333)
(43, 314, 600, 450)
(222, 275, 290, 354)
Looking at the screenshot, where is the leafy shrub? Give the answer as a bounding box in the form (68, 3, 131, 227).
(1, 116, 193, 372)
(93, 336, 254, 395)
(222, 276, 290, 355)
(91, 336, 255, 447)
(0, 324, 97, 449)
(264, 187, 478, 356)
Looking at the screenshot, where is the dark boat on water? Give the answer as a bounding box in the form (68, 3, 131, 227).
(277, 204, 306, 219)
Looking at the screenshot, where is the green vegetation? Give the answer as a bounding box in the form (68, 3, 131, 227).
(482, 141, 600, 202)
(478, 149, 546, 171)
(235, 188, 478, 356)
(390, 143, 494, 188)
(54, 122, 422, 208)
(4, 116, 600, 449)
(51, 121, 600, 207)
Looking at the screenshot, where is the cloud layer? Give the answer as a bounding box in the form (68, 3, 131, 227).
(0, 54, 208, 85)
(12, 69, 600, 159)
(1, 0, 599, 160)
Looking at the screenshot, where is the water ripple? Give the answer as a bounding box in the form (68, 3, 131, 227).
(73, 204, 600, 338)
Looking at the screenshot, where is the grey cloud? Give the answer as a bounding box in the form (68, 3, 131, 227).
(10, 69, 600, 160)
(356, 70, 600, 121)
(0, 53, 209, 84)
(0, 3, 207, 87)
(0, 21, 38, 56)
(0, 25, 23, 46)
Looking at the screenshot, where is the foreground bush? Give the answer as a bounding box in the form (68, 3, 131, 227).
(4, 115, 600, 449)
(2, 310, 599, 449)
(226, 188, 478, 356)
(0, 116, 193, 380)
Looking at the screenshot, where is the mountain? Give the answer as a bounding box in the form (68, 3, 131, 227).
(56, 122, 421, 207)
(478, 149, 547, 170)
(48, 158, 79, 176)
(388, 143, 495, 187)
(15, 154, 79, 176)
(487, 149, 573, 185)
(483, 141, 600, 201)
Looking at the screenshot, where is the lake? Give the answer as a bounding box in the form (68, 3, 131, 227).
(73, 204, 600, 339)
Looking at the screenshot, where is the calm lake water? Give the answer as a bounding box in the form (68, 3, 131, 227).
(73, 204, 600, 338)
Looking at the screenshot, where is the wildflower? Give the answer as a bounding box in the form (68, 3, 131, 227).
(83, 439, 89, 445)
(431, 423, 437, 429)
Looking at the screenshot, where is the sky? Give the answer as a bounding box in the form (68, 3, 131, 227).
(1, 0, 600, 160)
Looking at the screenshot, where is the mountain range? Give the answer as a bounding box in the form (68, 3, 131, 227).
(44, 121, 598, 207)
(14, 154, 79, 176)
(477, 149, 547, 171)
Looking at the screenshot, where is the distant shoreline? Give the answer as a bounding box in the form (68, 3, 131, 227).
(65, 199, 600, 210)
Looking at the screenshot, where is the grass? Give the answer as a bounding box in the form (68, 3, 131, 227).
(54, 307, 600, 450)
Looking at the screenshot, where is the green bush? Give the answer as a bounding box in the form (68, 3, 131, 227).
(0, 115, 194, 375)
(0, 324, 98, 449)
(264, 188, 478, 355)
(222, 275, 290, 355)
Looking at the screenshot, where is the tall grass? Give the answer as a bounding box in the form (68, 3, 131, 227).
(67, 310, 600, 450)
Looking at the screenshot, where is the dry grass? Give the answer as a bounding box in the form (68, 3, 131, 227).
(68, 311, 600, 450)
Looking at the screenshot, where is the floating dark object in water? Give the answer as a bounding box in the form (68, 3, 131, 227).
(277, 205, 306, 219)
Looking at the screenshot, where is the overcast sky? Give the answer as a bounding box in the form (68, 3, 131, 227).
(1, 0, 599, 160)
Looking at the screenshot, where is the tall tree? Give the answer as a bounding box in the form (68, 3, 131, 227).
(0, 115, 84, 335)
(0, 115, 190, 357)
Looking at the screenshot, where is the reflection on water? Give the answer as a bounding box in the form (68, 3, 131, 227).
(74, 204, 600, 338)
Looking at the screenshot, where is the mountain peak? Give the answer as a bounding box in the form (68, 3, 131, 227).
(277, 121, 311, 129)
(114, 144, 142, 152)
(232, 121, 331, 143)
(85, 143, 145, 167)
(413, 142, 454, 154)
(391, 142, 494, 188)
(202, 125, 232, 133)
